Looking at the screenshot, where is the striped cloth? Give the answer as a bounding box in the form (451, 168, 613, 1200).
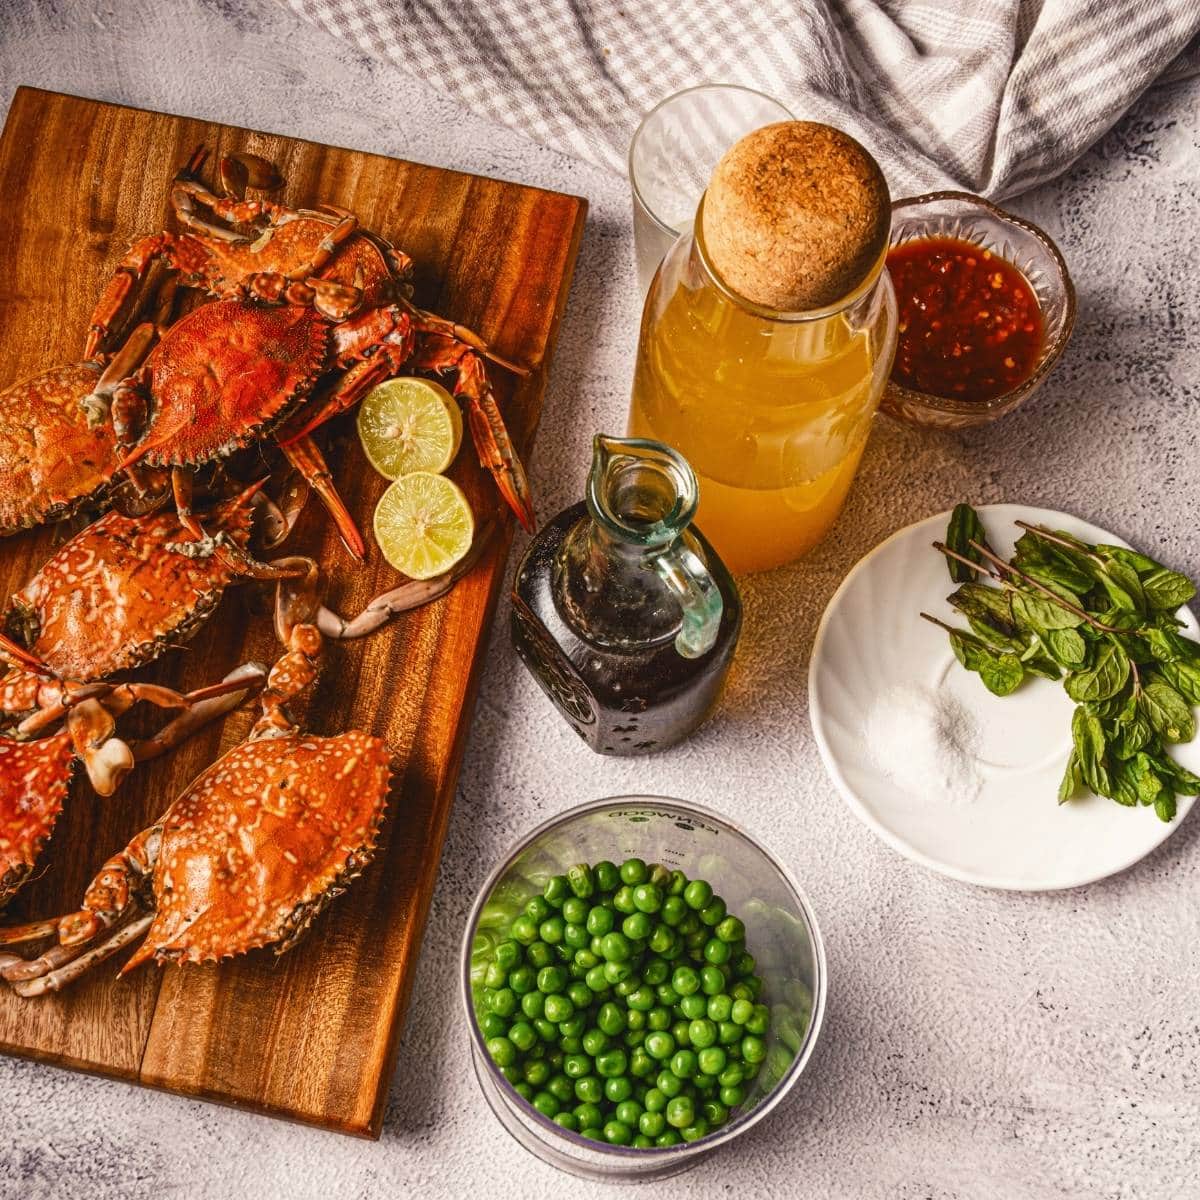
(284, 0, 1200, 199)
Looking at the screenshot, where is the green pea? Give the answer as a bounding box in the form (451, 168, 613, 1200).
(656, 1070, 684, 1098)
(575, 1100, 603, 1127)
(622, 912, 652, 941)
(625, 1007, 647, 1031)
(566, 982, 593, 1010)
(730, 980, 754, 1002)
(554, 1110, 578, 1132)
(526, 941, 553, 969)
(733, 951, 756, 978)
(574, 1075, 602, 1103)
(671, 1021, 691, 1046)
(594, 860, 620, 892)
(720, 1083, 745, 1107)
(707, 994, 733, 1022)
(672, 966, 700, 996)
(573, 947, 599, 970)
(630, 1046, 654, 1078)
(741, 1034, 766, 1063)
(525, 896, 552, 924)
(558, 1013, 586, 1039)
(539, 916, 566, 945)
(626, 985, 655, 1012)
(604, 1075, 634, 1103)
(504, 965, 532, 994)
(494, 939, 522, 971)
(584, 965, 608, 993)
(536, 965, 566, 995)
(486, 1036, 516, 1067)
(731, 998, 754, 1025)
(639, 1109, 666, 1137)
(668, 870, 688, 896)
(632, 1134, 653, 1148)
(693, 1071, 716, 1093)
(603, 1120, 632, 1145)
(480, 1012, 506, 1038)
(563, 923, 588, 950)
(680, 1119, 709, 1143)
(670, 1049, 698, 1079)
(543, 994, 574, 1023)
(510, 915, 538, 945)
(615, 1099, 642, 1127)
(698, 1046, 727, 1076)
(683, 879, 712, 910)
(645, 1031, 675, 1060)
(655, 1130, 682, 1147)
(585, 905, 614, 936)
(534, 1016, 557, 1042)
(524, 1059, 551, 1086)
(612, 885, 637, 914)
(648, 1006, 671, 1032)
(715, 915, 745, 943)
(679, 994, 707, 1020)
(519, 990, 544, 1021)
(581, 1027, 608, 1056)
(718, 1021, 741, 1045)
(620, 858, 648, 885)
(547, 1073, 574, 1103)
(660, 896, 687, 927)
(595, 1048, 628, 1078)
(614, 977, 638, 998)
(563, 1053, 591, 1079)
(746, 1004, 770, 1036)
(656, 983, 680, 1007)
(700, 965, 725, 995)
(644, 1086, 667, 1113)
(506, 1021, 536, 1052)
(515, 1082, 534, 1102)
(699, 897, 726, 927)
(648, 925, 677, 956)
(581, 1126, 604, 1141)
(666, 1095, 695, 1129)
(567, 863, 595, 899)
(591, 1001, 622, 1036)
(703, 938, 731, 966)
(600, 932, 631, 963)
(488, 987, 517, 1017)
(642, 956, 669, 986)
(543, 875, 569, 907)
(632, 883, 663, 914)
(689, 1018, 717, 1049)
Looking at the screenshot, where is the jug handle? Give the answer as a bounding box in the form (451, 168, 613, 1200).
(652, 531, 723, 659)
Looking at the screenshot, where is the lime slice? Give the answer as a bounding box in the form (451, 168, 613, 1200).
(357, 378, 462, 479)
(373, 472, 475, 579)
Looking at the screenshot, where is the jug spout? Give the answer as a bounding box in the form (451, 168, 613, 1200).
(587, 434, 699, 547)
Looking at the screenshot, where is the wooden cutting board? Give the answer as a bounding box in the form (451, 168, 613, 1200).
(0, 87, 585, 1135)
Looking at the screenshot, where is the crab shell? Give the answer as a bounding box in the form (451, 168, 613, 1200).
(5, 489, 257, 683)
(126, 301, 330, 469)
(189, 219, 410, 311)
(123, 728, 390, 969)
(0, 733, 75, 907)
(0, 363, 122, 535)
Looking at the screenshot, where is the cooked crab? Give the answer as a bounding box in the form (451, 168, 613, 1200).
(0, 564, 391, 992)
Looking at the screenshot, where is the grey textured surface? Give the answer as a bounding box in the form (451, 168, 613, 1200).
(2, 3, 1199, 1198)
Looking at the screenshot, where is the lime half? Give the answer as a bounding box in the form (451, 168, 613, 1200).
(357, 378, 462, 479)
(373, 471, 475, 579)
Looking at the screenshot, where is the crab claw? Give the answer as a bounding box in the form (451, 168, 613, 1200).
(220, 152, 284, 200)
(0, 631, 54, 679)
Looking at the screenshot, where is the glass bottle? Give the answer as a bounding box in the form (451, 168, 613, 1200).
(511, 435, 741, 756)
(628, 123, 898, 576)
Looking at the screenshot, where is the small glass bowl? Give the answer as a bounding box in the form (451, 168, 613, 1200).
(459, 796, 827, 1183)
(881, 191, 1076, 430)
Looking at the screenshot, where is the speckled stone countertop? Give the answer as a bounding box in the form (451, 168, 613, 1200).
(2, 3, 1199, 1198)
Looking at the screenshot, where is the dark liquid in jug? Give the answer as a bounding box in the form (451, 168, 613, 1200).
(512, 501, 741, 756)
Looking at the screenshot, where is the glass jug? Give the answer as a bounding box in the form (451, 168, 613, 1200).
(629, 198, 898, 575)
(511, 435, 741, 755)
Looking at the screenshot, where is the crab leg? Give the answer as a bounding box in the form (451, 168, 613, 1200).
(279, 435, 366, 560)
(9, 916, 154, 997)
(411, 334, 536, 531)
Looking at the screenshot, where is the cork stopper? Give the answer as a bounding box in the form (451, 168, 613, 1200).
(700, 121, 890, 311)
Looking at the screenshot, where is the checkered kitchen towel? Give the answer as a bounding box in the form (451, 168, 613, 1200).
(285, 0, 1200, 198)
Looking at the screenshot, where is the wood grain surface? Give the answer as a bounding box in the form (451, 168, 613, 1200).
(0, 87, 585, 1135)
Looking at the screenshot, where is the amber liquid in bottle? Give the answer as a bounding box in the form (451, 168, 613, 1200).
(511, 438, 741, 756)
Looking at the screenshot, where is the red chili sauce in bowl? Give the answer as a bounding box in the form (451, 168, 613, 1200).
(886, 237, 1044, 403)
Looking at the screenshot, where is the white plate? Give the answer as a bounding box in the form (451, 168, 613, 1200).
(809, 505, 1197, 890)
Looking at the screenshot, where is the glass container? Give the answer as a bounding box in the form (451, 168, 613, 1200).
(882, 191, 1076, 430)
(461, 795, 827, 1182)
(629, 201, 898, 575)
(511, 435, 740, 755)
